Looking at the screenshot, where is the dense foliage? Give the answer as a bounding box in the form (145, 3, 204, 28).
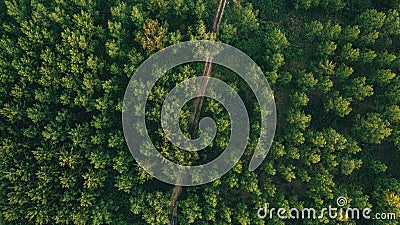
(1, 0, 399, 224)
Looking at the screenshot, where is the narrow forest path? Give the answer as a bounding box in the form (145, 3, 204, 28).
(169, 1, 228, 224)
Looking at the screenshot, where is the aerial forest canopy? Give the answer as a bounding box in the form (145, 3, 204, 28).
(0, 0, 400, 224)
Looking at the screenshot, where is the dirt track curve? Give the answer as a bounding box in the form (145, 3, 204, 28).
(169, 1, 228, 224)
